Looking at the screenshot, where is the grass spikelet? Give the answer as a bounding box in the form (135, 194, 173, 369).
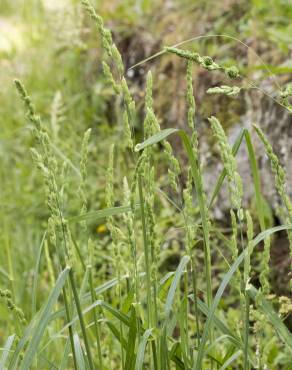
(122, 110, 134, 150)
(106, 144, 115, 210)
(186, 60, 196, 132)
(207, 85, 241, 97)
(280, 83, 292, 111)
(0, 289, 26, 326)
(80, 128, 91, 182)
(103, 61, 120, 94)
(50, 91, 64, 140)
(166, 47, 240, 78)
(78, 127, 91, 215)
(209, 116, 243, 217)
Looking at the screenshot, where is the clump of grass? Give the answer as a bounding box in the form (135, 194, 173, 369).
(1, 2, 291, 369)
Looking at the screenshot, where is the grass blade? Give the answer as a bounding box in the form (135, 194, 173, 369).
(0, 334, 15, 368)
(32, 231, 47, 316)
(73, 334, 86, 370)
(125, 305, 138, 370)
(194, 249, 246, 370)
(165, 255, 190, 320)
(134, 129, 179, 151)
(69, 205, 134, 223)
(18, 267, 70, 370)
(195, 223, 292, 369)
(135, 329, 153, 370)
(247, 285, 292, 349)
(220, 350, 241, 370)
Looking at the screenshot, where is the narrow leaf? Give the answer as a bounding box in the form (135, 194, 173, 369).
(19, 267, 70, 370)
(135, 329, 153, 370)
(134, 128, 179, 152)
(0, 335, 15, 368)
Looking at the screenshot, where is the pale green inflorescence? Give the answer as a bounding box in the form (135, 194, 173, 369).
(79, 128, 91, 207)
(254, 124, 292, 291)
(144, 71, 180, 191)
(82, 0, 135, 150)
(183, 171, 197, 257)
(280, 83, 292, 112)
(105, 145, 126, 278)
(123, 177, 139, 298)
(166, 47, 240, 79)
(209, 116, 243, 218)
(207, 85, 241, 97)
(185, 60, 213, 311)
(102, 61, 120, 94)
(0, 289, 26, 325)
(15, 79, 73, 267)
(209, 116, 243, 298)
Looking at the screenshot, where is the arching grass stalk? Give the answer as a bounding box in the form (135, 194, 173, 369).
(78, 129, 103, 368)
(243, 211, 254, 370)
(137, 173, 152, 328)
(184, 64, 213, 313)
(186, 61, 212, 359)
(135, 128, 214, 303)
(53, 174, 95, 370)
(136, 128, 214, 366)
(183, 172, 200, 352)
(14, 79, 78, 370)
(88, 240, 103, 368)
(105, 144, 125, 369)
(254, 124, 292, 292)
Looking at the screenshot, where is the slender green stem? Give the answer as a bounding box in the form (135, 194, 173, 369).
(62, 285, 78, 370)
(69, 269, 95, 370)
(178, 132, 212, 308)
(4, 220, 15, 300)
(138, 174, 152, 327)
(89, 270, 103, 368)
(190, 257, 200, 349)
(244, 294, 250, 370)
(118, 271, 125, 370)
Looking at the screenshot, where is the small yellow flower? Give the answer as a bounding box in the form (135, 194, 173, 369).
(97, 224, 106, 233)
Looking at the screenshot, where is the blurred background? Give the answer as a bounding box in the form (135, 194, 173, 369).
(0, 0, 292, 327)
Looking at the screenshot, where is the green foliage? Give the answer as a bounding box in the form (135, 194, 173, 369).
(0, 0, 292, 369)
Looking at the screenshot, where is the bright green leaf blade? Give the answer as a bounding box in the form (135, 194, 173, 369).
(19, 267, 70, 370)
(32, 231, 47, 316)
(0, 334, 15, 368)
(125, 305, 138, 370)
(106, 321, 128, 349)
(165, 255, 190, 319)
(220, 350, 241, 370)
(69, 205, 134, 223)
(134, 128, 179, 151)
(251, 224, 292, 247)
(247, 285, 292, 349)
(135, 329, 153, 370)
(195, 250, 246, 370)
(73, 334, 86, 370)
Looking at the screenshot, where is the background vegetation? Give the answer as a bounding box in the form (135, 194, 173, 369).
(0, 0, 291, 368)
